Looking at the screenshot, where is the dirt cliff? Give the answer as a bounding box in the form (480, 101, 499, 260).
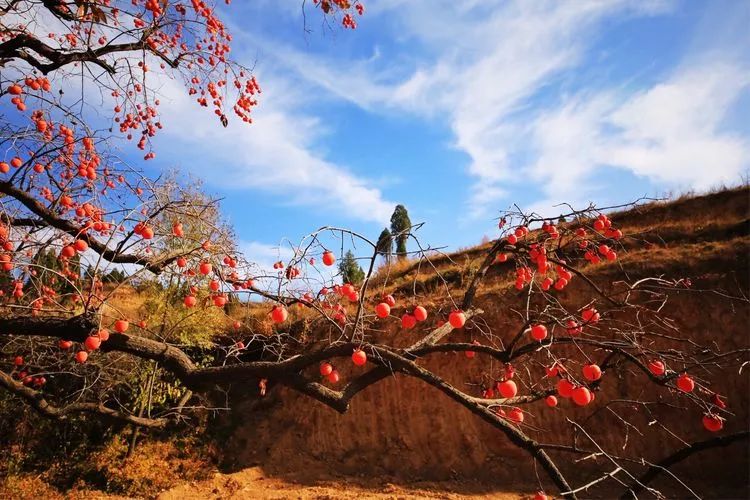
(222, 187, 750, 498)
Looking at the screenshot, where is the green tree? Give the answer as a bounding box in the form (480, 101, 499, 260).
(104, 268, 128, 283)
(30, 248, 80, 294)
(338, 250, 365, 285)
(376, 227, 393, 263)
(390, 205, 411, 259)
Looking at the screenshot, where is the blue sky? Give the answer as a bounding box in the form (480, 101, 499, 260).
(140, 0, 749, 266)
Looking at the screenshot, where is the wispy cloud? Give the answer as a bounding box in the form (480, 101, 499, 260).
(603, 62, 750, 187)
(149, 70, 395, 225)
(253, 0, 749, 218)
(524, 60, 750, 210)
(260, 0, 692, 216)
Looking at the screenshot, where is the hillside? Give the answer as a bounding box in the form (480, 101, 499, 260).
(221, 186, 750, 498)
(1, 187, 748, 500)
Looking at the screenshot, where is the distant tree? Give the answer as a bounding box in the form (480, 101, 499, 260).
(390, 205, 411, 259)
(104, 268, 128, 284)
(376, 228, 393, 262)
(338, 250, 365, 285)
(31, 248, 79, 294)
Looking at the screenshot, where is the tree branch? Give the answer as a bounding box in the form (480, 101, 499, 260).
(622, 431, 750, 499)
(0, 370, 167, 428)
(0, 180, 193, 274)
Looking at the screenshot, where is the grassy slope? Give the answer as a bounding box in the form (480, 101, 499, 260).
(2, 187, 748, 499)
(224, 186, 749, 498)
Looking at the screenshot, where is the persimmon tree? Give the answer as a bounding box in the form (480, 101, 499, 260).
(1, 2, 748, 499)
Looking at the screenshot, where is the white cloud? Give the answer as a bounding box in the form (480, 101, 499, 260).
(150, 71, 395, 225)
(525, 62, 750, 206)
(256, 0, 688, 217)
(604, 62, 750, 187)
(6, 2, 398, 227)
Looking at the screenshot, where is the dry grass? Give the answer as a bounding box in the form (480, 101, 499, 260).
(1, 186, 747, 499)
(0, 436, 216, 500)
(366, 186, 749, 304)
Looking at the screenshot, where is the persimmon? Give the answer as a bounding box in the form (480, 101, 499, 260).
(114, 320, 129, 333)
(84, 336, 101, 351)
(177, 257, 187, 267)
(648, 360, 665, 376)
(677, 374, 695, 392)
(73, 239, 88, 252)
(322, 250, 335, 266)
(352, 349, 367, 366)
(540, 277, 553, 291)
(449, 310, 466, 329)
(545, 395, 558, 407)
(58, 339, 73, 350)
(199, 261, 212, 275)
(327, 370, 340, 384)
(172, 222, 184, 237)
(711, 393, 727, 409)
(702, 413, 723, 432)
(334, 312, 347, 325)
(572, 386, 592, 406)
(184, 295, 197, 307)
(271, 305, 288, 323)
(319, 363, 333, 377)
(401, 313, 417, 329)
(75, 351, 88, 364)
(533, 492, 548, 500)
(61, 245, 76, 258)
(530, 324, 547, 341)
(507, 407, 524, 423)
(497, 379, 517, 399)
(209, 280, 220, 291)
(213, 295, 227, 307)
(557, 379, 575, 398)
(375, 302, 390, 318)
(98, 329, 110, 341)
(383, 294, 396, 307)
(566, 319, 582, 335)
(582, 364, 602, 381)
(581, 308, 600, 323)
(13, 356, 23, 366)
(413, 306, 428, 322)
